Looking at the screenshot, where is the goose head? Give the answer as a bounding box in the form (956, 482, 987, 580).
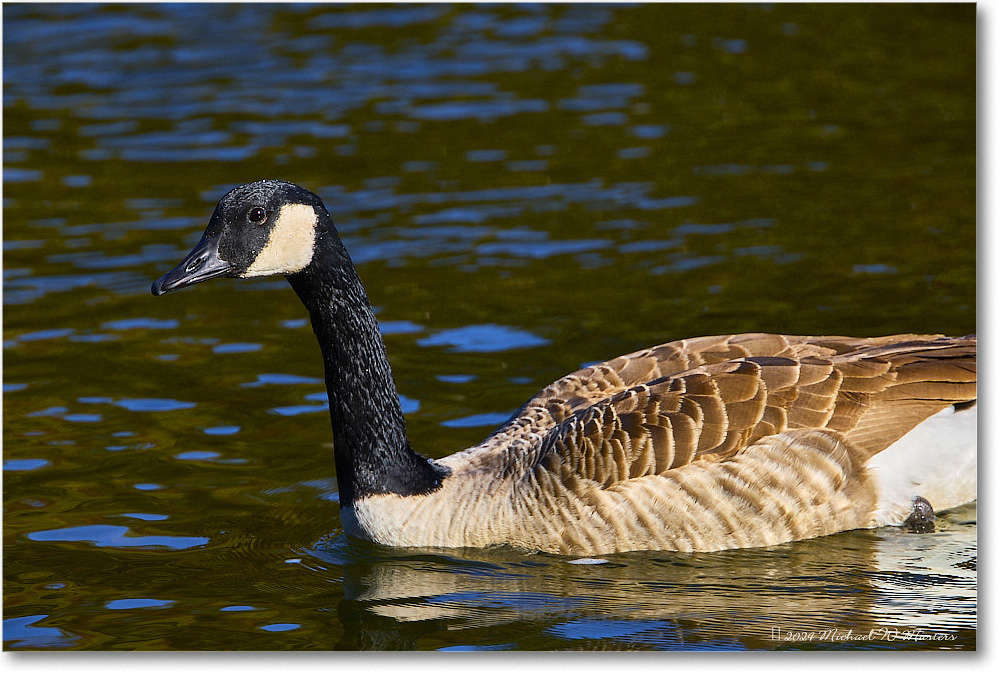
(152, 180, 328, 295)
(152, 179, 443, 505)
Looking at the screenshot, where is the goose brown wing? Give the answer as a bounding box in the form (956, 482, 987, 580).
(485, 332, 966, 450)
(485, 333, 808, 450)
(528, 334, 976, 488)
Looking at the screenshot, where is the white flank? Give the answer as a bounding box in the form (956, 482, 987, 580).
(866, 404, 977, 526)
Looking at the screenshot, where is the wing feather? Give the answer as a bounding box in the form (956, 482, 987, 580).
(514, 333, 975, 492)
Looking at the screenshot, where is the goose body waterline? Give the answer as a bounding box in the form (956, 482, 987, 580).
(152, 180, 977, 555)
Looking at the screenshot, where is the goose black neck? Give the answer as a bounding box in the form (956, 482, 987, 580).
(285, 226, 446, 505)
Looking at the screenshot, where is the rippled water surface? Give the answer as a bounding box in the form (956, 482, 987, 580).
(3, 3, 976, 651)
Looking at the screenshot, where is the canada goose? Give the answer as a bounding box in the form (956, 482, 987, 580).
(152, 180, 977, 555)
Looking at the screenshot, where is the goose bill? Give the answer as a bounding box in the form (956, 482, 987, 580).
(151, 233, 233, 295)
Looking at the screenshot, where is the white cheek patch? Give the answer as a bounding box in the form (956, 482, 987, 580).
(243, 203, 317, 277)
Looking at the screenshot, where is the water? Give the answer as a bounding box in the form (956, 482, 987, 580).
(2, 3, 976, 651)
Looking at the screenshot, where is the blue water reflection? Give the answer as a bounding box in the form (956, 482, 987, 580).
(2, 615, 79, 649)
(442, 412, 513, 429)
(417, 324, 551, 353)
(4, 458, 51, 472)
(27, 524, 209, 550)
(105, 598, 175, 610)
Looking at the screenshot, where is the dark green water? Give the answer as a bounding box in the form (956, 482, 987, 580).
(3, 3, 975, 651)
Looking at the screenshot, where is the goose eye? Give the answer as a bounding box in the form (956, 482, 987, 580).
(248, 207, 267, 224)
